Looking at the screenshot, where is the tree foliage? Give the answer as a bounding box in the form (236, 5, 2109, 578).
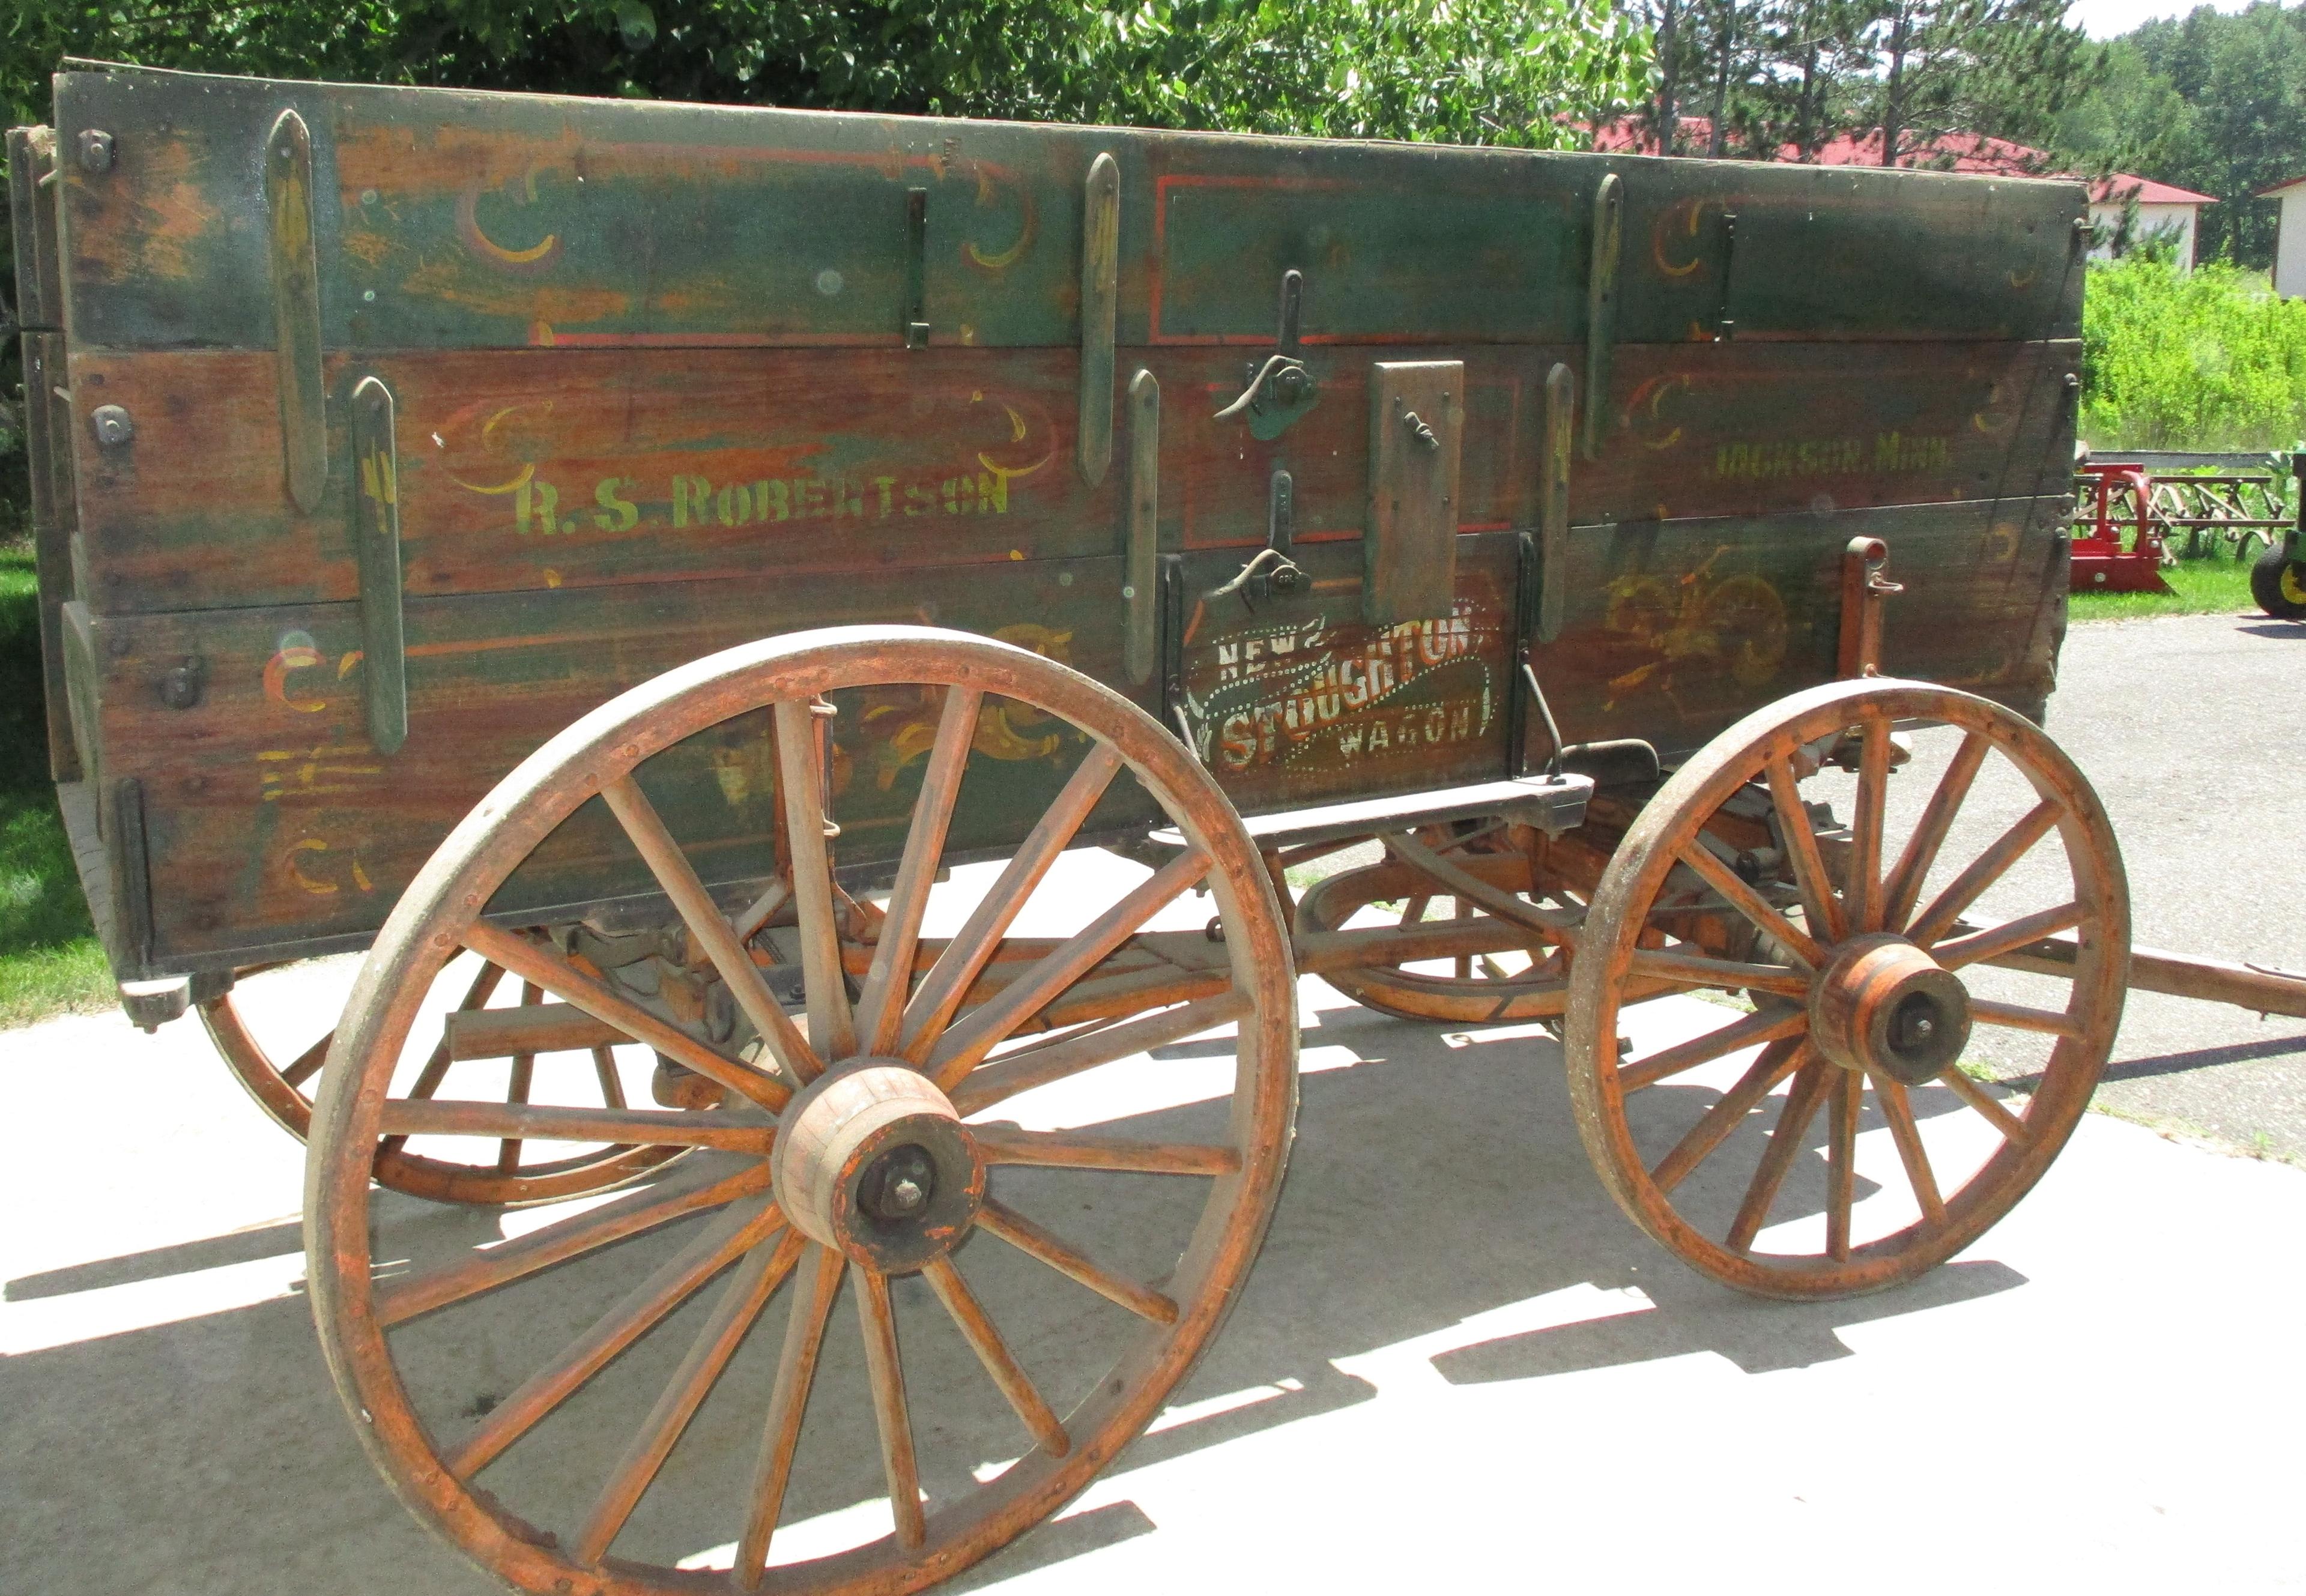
(2053, 3, 2306, 269)
(2081, 255, 2306, 449)
(1632, 0, 2085, 164)
(0, 1, 1648, 142)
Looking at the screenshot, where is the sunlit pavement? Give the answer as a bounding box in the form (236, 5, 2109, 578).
(4, 835, 2302, 1595)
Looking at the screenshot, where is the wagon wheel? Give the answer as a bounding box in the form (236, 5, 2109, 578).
(1295, 829, 1575, 1024)
(307, 625, 1297, 1595)
(1565, 677, 2128, 1300)
(201, 967, 688, 1206)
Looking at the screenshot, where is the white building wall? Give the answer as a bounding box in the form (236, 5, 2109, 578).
(2275, 190, 2306, 299)
(2089, 201, 2199, 268)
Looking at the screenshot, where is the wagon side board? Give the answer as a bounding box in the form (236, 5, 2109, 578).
(65, 493, 2065, 977)
(22, 62, 2088, 982)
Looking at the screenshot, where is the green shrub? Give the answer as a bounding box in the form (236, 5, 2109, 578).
(2080, 255, 2306, 450)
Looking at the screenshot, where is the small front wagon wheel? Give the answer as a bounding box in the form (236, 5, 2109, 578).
(1565, 679, 2128, 1300)
(306, 625, 1297, 1595)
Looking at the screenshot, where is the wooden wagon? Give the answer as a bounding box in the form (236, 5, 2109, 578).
(16, 61, 2306, 1596)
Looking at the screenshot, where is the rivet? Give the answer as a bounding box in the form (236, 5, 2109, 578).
(76, 128, 115, 173)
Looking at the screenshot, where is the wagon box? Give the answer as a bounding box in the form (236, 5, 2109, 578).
(20, 59, 2302, 1596)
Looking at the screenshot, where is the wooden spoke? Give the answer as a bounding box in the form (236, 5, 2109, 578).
(1617, 1003, 1810, 1093)
(855, 685, 981, 1056)
(1968, 997, 2083, 1039)
(375, 1100, 776, 1155)
(377, 958, 507, 1158)
(1453, 896, 1472, 980)
(1384, 831, 1581, 945)
(1881, 730, 1990, 933)
(464, 921, 789, 1114)
(1766, 754, 1845, 943)
(1671, 842, 1825, 970)
(280, 1030, 334, 1089)
(855, 1269, 926, 1550)
(593, 1047, 627, 1108)
(732, 878, 793, 943)
(773, 698, 858, 1063)
(972, 1125, 1239, 1176)
(375, 1164, 774, 1327)
(498, 981, 542, 1174)
(1825, 1069, 1860, 1261)
(1906, 800, 2061, 948)
(1846, 713, 1892, 933)
(446, 1201, 785, 1478)
(602, 773, 821, 1087)
(898, 743, 1125, 1062)
(575, 1231, 803, 1565)
(951, 991, 1253, 1117)
(928, 848, 1209, 1090)
(1626, 948, 1813, 1001)
(1399, 895, 1430, 927)
(1725, 1060, 1833, 1254)
(976, 1199, 1178, 1325)
(1864, 1069, 1946, 1224)
(1648, 1039, 1808, 1194)
(1941, 1069, 2030, 1143)
(1931, 903, 2085, 971)
(920, 1256, 1070, 1457)
(736, 1241, 848, 1587)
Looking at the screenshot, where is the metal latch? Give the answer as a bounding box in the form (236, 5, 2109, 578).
(1206, 468, 1307, 612)
(1212, 270, 1319, 440)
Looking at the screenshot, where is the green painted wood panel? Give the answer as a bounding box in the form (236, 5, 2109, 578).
(51, 64, 2083, 356)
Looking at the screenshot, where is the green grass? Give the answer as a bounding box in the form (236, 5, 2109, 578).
(2068, 552, 2260, 621)
(0, 542, 110, 1029)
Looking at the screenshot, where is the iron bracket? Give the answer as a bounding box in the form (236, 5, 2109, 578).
(1212, 269, 1319, 440)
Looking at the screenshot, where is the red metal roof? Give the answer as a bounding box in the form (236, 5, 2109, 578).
(2256, 174, 2306, 198)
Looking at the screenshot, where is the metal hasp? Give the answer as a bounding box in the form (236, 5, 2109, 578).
(1538, 361, 1574, 644)
(1122, 369, 1160, 685)
(264, 109, 327, 513)
(1206, 470, 1307, 612)
(1584, 174, 1622, 461)
(1837, 535, 1902, 678)
(1364, 361, 1464, 626)
(903, 188, 930, 348)
(351, 376, 408, 753)
(1212, 269, 1318, 441)
(1077, 153, 1120, 486)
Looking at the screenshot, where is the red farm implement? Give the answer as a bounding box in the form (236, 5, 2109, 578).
(2071, 450, 2298, 596)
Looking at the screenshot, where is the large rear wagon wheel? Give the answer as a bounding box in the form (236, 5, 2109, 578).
(202, 971, 685, 1205)
(1566, 679, 2128, 1300)
(306, 626, 1298, 1596)
(1295, 833, 1575, 1024)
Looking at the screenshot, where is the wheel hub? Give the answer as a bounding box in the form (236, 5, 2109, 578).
(1808, 933, 1970, 1086)
(770, 1062, 984, 1272)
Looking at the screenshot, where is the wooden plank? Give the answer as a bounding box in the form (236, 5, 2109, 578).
(1363, 360, 1463, 625)
(74, 557, 1154, 970)
(19, 332, 80, 781)
(7, 127, 62, 331)
(53, 65, 2078, 355)
(1513, 496, 2068, 773)
(61, 337, 2076, 615)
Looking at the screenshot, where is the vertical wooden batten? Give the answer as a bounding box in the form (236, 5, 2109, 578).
(1077, 153, 1121, 487)
(1583, 174, 1622, 462)
(1538, 361, 1574, 645)
(351, 376, 408, 754)
(1122, 369, 1160, 685)
(264, 109, 326, 513)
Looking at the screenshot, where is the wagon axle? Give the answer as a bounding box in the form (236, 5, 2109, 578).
(1808, 933, 1972, 1087)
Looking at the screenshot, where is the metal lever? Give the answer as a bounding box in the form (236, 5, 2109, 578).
(1206, 469, 1307, 611)
(1401, 411, 1440, 450)
(1212, 270, 1318, 440)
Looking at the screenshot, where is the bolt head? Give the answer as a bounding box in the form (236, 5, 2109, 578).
(89, 405, 135, 446)
(76, 129, 115, 173)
